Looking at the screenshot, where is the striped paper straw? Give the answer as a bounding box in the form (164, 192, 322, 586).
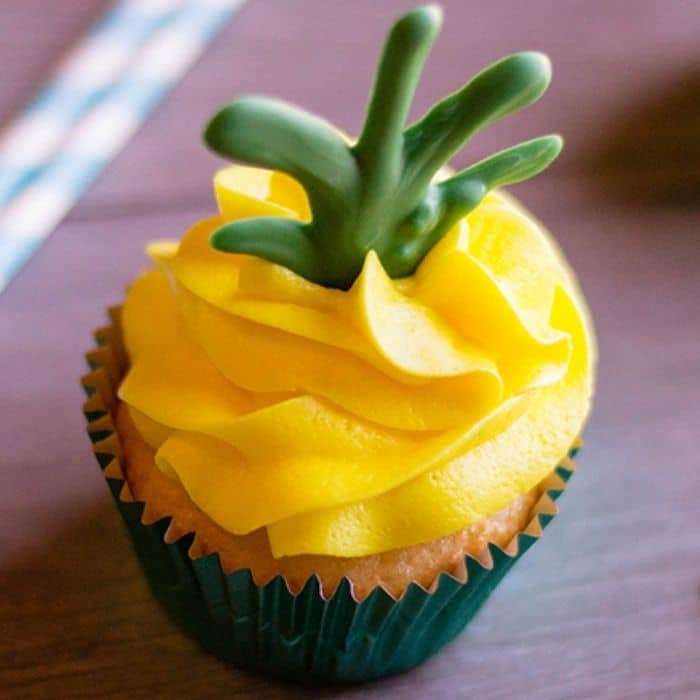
(0, 0, 247, 293)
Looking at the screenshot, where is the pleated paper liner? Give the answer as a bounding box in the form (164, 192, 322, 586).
(81, 307, 577, 683)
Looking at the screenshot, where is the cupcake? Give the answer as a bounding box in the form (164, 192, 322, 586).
(82, 4, 595, 683)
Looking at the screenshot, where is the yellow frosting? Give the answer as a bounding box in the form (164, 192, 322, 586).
(118, 165, 595, 558)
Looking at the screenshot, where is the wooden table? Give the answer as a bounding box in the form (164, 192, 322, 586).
(2, 2, 699, 698)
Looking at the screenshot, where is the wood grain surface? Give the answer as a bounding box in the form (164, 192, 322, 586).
(1, 1, 699, 698)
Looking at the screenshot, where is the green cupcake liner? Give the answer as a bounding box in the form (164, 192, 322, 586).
(81, 308, 577, 683)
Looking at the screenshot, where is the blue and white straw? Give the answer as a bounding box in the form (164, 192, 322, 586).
(0, 0, 247, 293)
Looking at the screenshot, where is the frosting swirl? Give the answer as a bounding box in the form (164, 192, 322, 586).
(119, 166, 594, 557)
